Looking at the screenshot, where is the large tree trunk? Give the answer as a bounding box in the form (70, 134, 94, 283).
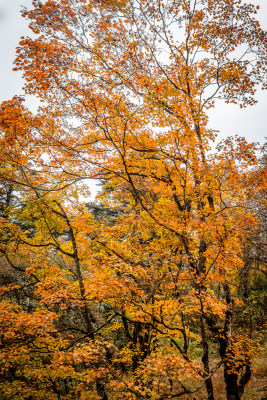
(220, 283, 252, 400)
(200, 316, 215, 400)
(224, 370, 239, 400)
(96, 382, 108, 400)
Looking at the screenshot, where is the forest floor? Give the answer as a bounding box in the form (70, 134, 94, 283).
(178, 352, 267, 400)
(243, 354, 267, 400)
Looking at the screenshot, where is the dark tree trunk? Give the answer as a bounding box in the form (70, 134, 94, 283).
(224, 370, 239, 400)
(238, 363, 252, 398)
(200, 314, 214, 400)
(96, 381, 108, 400)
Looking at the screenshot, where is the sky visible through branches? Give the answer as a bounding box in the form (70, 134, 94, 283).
(0, 0, 266, 147)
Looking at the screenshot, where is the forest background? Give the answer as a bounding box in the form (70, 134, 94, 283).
(0, 1, 266, 400)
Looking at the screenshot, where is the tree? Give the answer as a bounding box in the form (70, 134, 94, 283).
(1, 0, 266, 399)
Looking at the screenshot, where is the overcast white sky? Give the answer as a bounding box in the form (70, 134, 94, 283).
(0, 0, 266, 146)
